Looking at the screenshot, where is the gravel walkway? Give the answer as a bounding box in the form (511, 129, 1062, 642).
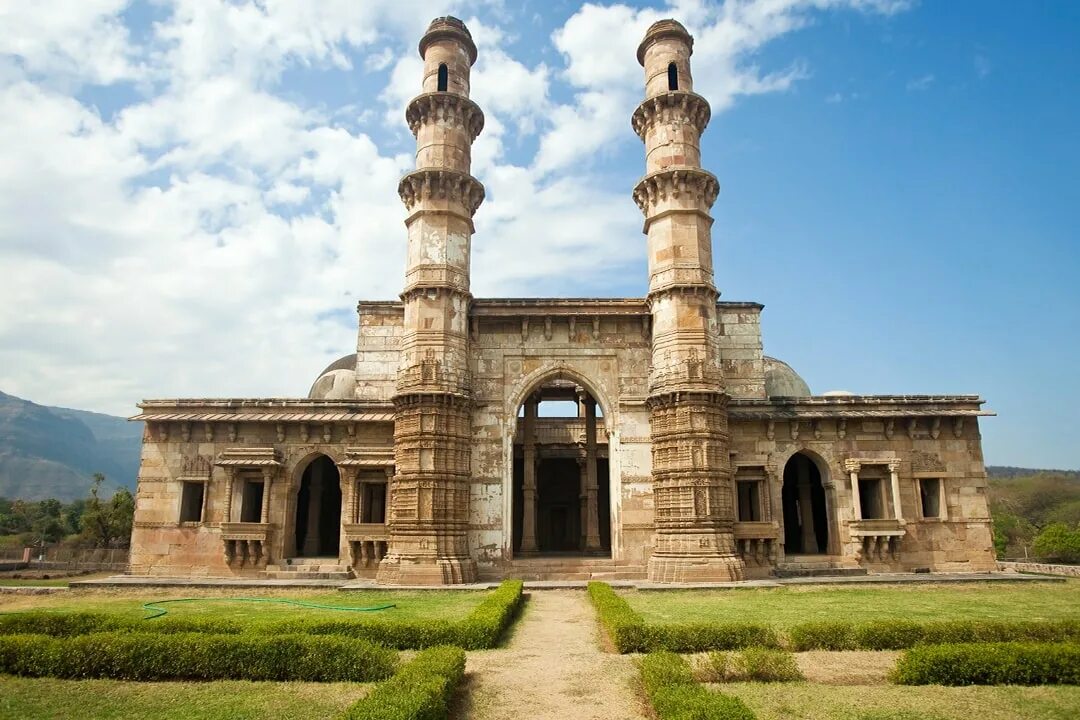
(455, 590, 646, 720)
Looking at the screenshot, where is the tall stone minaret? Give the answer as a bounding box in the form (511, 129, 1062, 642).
(633, 20, 745, 582)
(376, 17, 483, 585)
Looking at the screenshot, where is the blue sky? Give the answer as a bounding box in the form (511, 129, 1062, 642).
(0, 1, 1076, 469)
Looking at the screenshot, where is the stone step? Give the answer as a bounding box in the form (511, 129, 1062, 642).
(262, 570, 354, 580)
(774, 566, 867, 578)
(281, 557, 341, 566)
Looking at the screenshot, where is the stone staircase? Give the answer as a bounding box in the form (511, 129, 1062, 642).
(774, 555, 866, 578)
(490, 557, 646, 582)
(263, 557, 355, 581)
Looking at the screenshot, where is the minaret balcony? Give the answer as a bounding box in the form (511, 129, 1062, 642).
(406, 92, 485, 141)
(398, 168, 485, 217)
(632, 90, 711, 141)
(633, 166, 719, 215)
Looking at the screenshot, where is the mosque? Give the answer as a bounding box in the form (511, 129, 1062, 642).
(129, 17, 997, 584)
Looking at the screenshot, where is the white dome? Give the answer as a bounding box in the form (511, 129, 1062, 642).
(308, 354, 357, 399)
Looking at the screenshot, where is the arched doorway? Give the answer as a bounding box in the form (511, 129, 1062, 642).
(293, 455, 342, 557)
(782, 452, 829, 555)
(512, 379, 611, 556)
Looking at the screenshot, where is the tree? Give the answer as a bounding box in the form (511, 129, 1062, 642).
(1032, 523, 1080, 564)
(78, 474, 135, 548)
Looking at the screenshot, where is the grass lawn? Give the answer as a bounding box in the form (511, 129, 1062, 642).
(0, 676, 368, 720)
(625, 580, 1080, 627)
(0, 586, 489, 626)
(722, 682, 1080, 720)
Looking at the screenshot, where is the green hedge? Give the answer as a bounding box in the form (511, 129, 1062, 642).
(892, 642, 1080, 686)
(0, 632, 397, 682)
(341, 646, 466, 720)
(788, 619, 1080, 651)
(0, 580, 524, 650)
(587, 582, 778, 653)
(708, 648, 804, 682)
(640, 651, 756, 720)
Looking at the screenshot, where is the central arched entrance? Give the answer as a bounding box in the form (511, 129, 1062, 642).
(293, 455, 342, 557)
(512, 379, 611, 556)
(782, 452, 829, 555)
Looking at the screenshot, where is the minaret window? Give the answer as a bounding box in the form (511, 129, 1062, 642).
(667, 62, 679, 91)
(437, 63, 448, 91)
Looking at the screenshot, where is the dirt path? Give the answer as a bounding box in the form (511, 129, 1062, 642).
(455, 590, 646, 720)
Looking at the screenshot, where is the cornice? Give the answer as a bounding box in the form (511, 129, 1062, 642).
(406, 93, 484, 142)
(632, 91, 711, 141)
(398, 168, 485, 217)
(633, 166, 719, 215)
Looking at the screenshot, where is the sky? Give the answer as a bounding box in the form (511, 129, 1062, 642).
(0, 1, 1077, 469)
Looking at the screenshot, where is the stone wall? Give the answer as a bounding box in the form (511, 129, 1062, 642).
(999, 561, 1080, 578)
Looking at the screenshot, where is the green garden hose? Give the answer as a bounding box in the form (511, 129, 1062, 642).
(140, 597, 396, 620)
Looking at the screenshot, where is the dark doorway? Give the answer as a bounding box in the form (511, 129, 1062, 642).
(512, 455, 611, 555)
(294, 455, 342, 557)
(781, 453, 829, 554)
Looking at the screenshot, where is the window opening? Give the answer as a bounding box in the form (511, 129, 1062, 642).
(437, 63, 448, 91)
(667, 62, 679, 91)
(920, 478, 942, 518)
(179, 481, 204, 523)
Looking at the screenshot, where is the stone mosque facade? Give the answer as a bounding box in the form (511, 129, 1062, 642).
(129, 18, 997, 584)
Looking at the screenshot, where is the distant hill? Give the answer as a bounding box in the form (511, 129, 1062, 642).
(987, 466, 1080, 480)
(0, 391, 142, 501)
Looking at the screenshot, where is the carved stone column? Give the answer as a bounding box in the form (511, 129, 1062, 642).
(888, 460, 903, 521)
(260, 468, 273, 524)
(223, 468, 236, 523)
(577, 455, 588, 550)
(584, 396, 601, 551)
(796, 460, 818, 554)
(521, 394, 539, 553)
(845, 459, 862, 520)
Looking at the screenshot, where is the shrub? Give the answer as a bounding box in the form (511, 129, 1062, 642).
(639, 652, 756, 720)
(0, 632, 397, 682)
(786, 618, 1080, 651)
(0, 579, 525, 650)
(892, 642, 1080, 686)
(588, 582, 778, 653)
(341, 646, 466, 720)
(1032, 523, 1080, 564)
(709, 648, 803, 682)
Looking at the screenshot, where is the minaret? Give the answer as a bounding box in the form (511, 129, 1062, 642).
(633, 20, 745, 582)
(376, 17, 483, 585)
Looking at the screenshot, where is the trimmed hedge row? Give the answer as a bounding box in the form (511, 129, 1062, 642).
(0, 579, 524, 650)
(892, 642, 1080, 686)
(587, 582, 778, 653)
(341, 646, 466, 720)
(0, 631, 397, 682)
(640, 651, 756, 720)
(788, 618, 1080, 651)
(707, 648, 804, 683)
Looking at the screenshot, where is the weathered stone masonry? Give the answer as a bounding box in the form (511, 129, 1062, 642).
(128, 18, 997, 584)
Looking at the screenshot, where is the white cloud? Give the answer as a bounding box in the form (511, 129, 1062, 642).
(0, 0, 913, 416)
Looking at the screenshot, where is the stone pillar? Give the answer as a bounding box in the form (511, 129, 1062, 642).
(223, 468, 235, 523)
(636, 20, 743, 582)
(888, 460, 903, 521)
(796, 460, 818, 554)
(577, 455, 588, 550)
(520, 394, 539, 553)
(260, 468, 273, 524)
(377, 16, 483, 585)
(845, 459, 862, 520)
(584, 396, 602, 551)
(303, 463, 322, 556)
(353, 474, 363, 524)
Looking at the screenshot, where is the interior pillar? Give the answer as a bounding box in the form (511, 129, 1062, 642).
(260, 468, 273, 524)
(303, 462, 323, 555)
(796, 459, 818, 554)
(520, 394, 539, 553)
(888, 460, 903, 521)
(584, 396, 602, 551)
(845, 459, 862, 520)
(577, 454, 588, 550)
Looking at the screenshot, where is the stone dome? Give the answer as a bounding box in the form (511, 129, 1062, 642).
(763, 356, 811, 398)
(308, 354, 357, 400)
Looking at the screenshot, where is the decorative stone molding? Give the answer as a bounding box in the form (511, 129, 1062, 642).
(405, 92, 484, 141)
(930, 417, 941, 439)
(953, 417, 965, 438)
(631, 91, 711, 141)
(911, 451, 946, 474)
(396, 348, 472, 396)
(632, 167, 719, 214)
(180, 422, 191, 442)
(227, 423, 237, 443)
(838, 418, 847, 439)
(884, 418, 895, 439)
(906, 418, 917, 439)
(203, 422, 214, 442)
(398, 168, 485, 216)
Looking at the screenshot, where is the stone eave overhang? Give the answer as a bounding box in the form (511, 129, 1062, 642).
(130, 398, 394, 423)
(357, 298, 764, 317)
(728, 395, 994, 420)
